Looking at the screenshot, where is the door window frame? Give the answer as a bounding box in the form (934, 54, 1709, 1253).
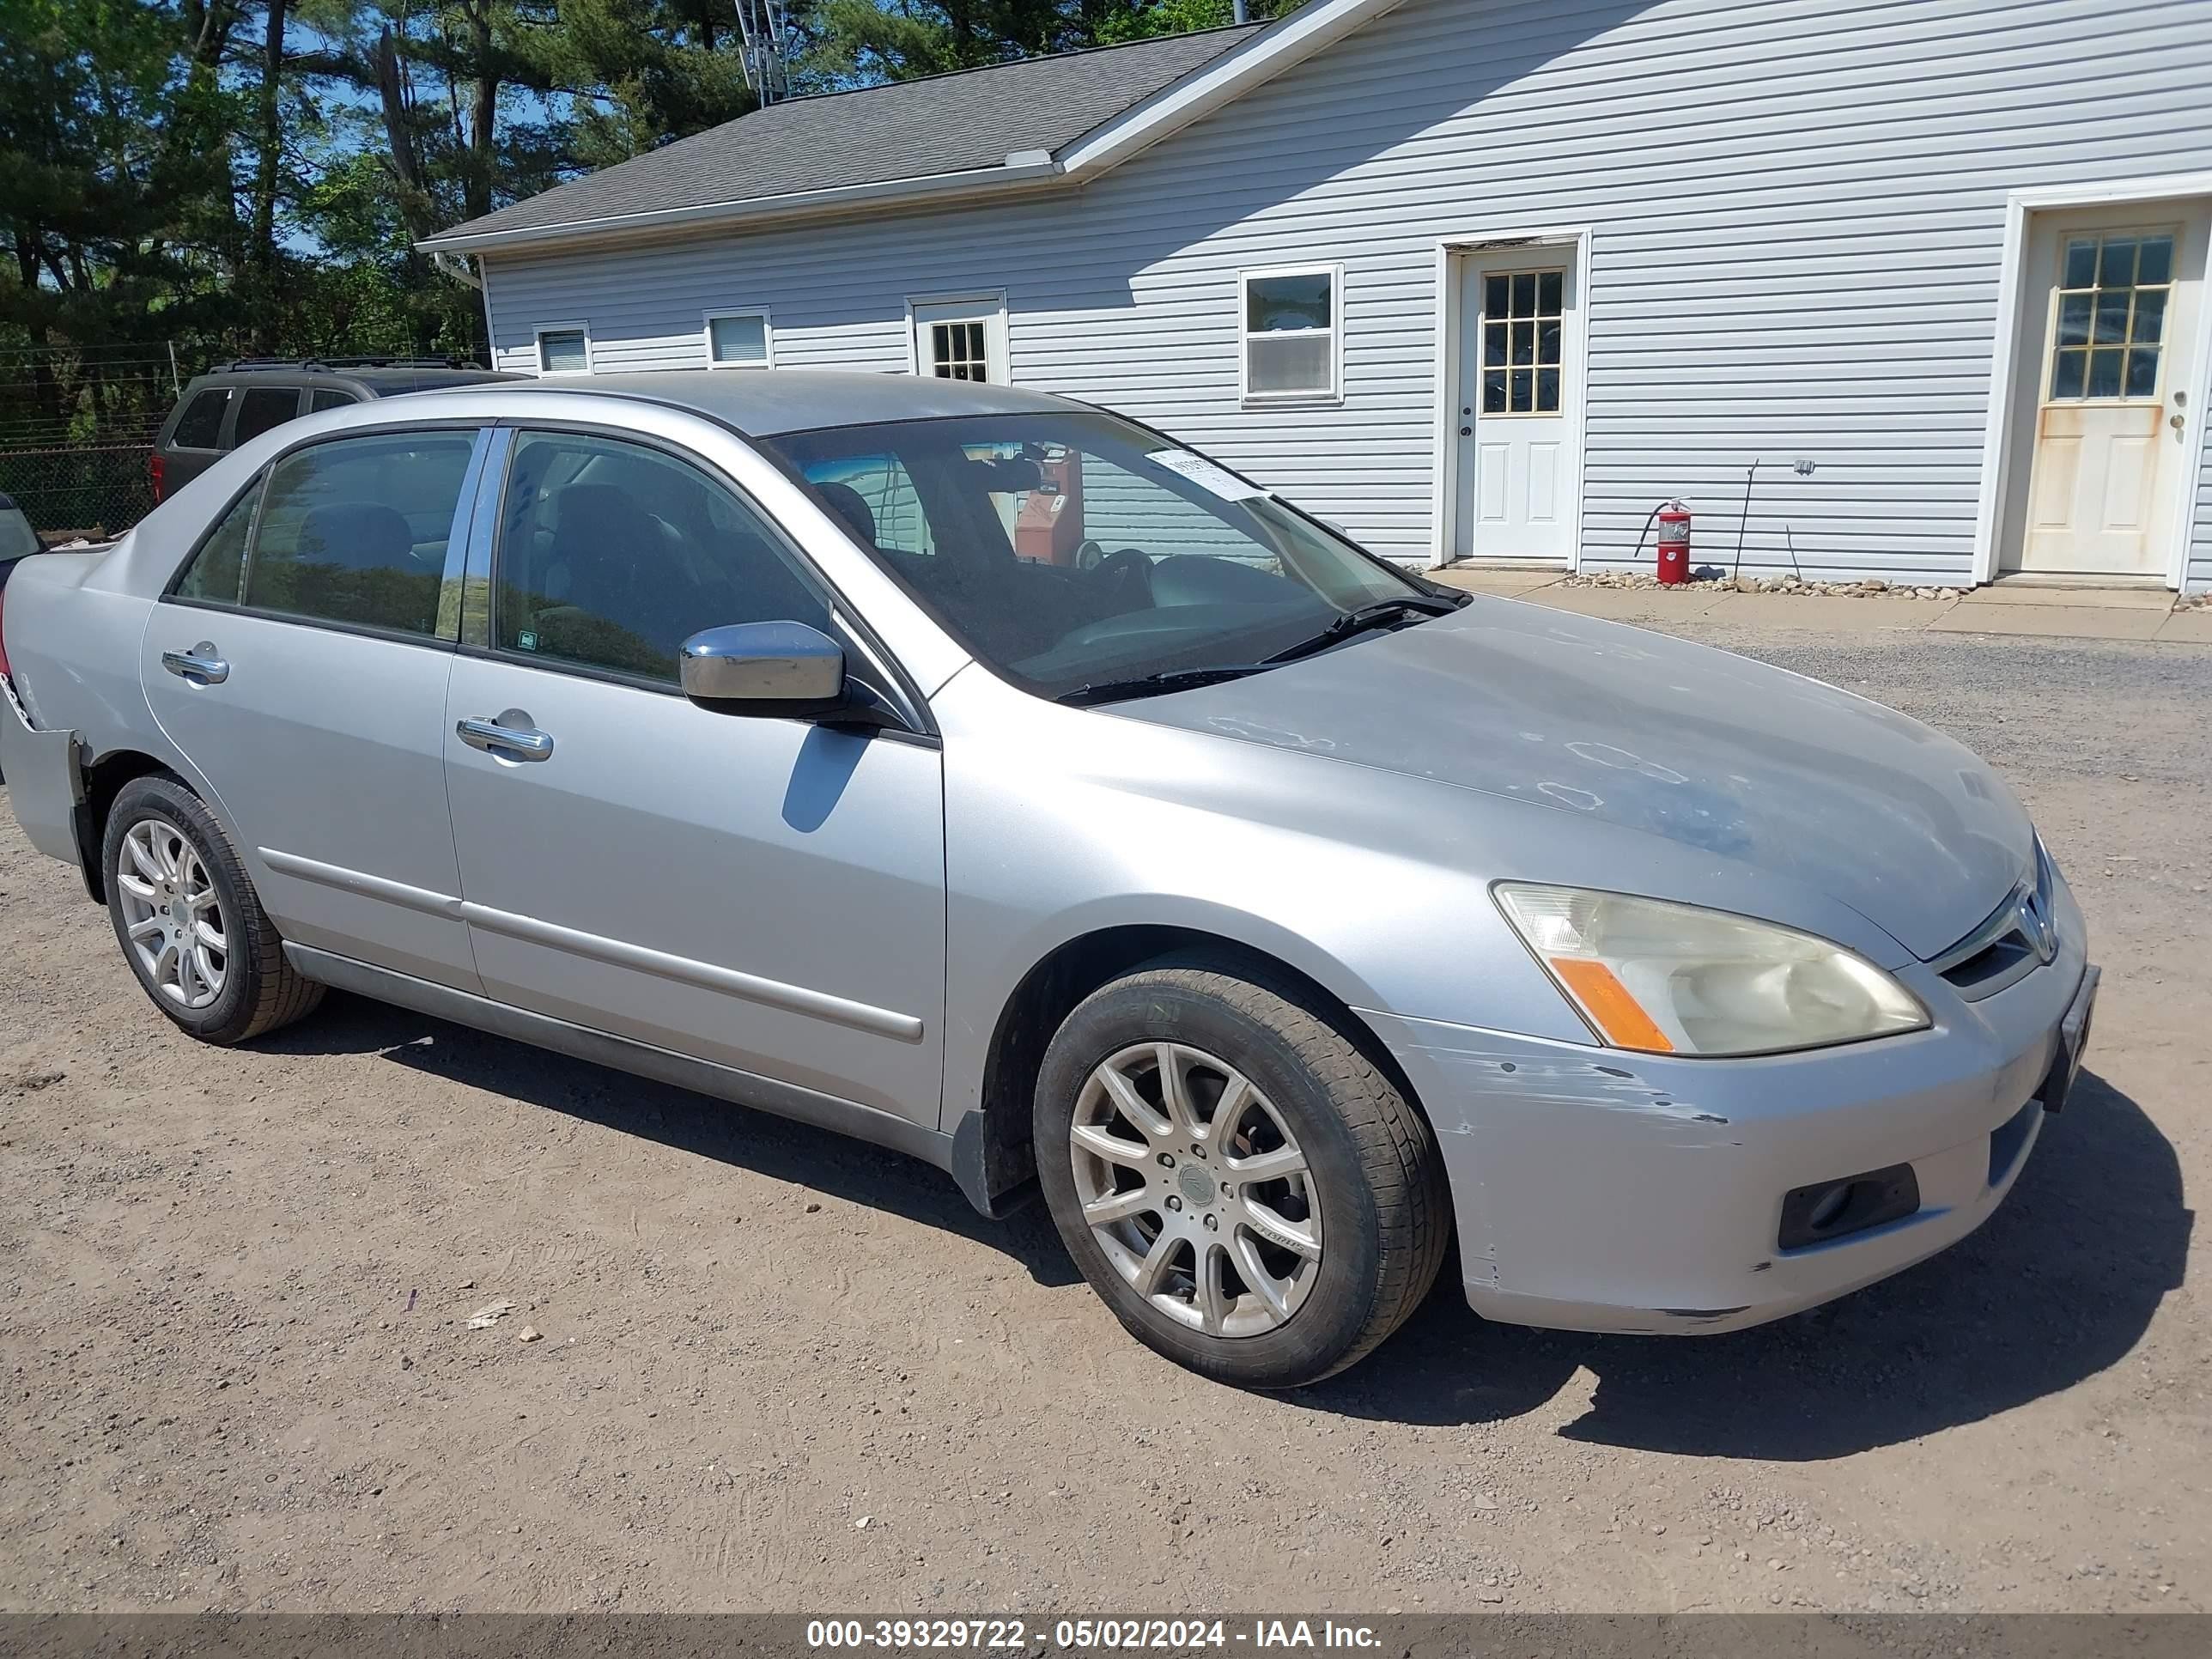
(460, 419, 933, 736)
(157, 421, 497, 653)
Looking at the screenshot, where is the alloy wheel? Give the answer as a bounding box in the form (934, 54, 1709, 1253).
(114, 818, 228, 1011)
(1067, 1042, 1322, 1338)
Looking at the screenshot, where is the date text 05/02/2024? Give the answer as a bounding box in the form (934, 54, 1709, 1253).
(805, 1619, 1385, 1650)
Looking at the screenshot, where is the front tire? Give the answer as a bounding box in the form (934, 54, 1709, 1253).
(1035, 959, 1449, 1388)
(101, 775, 325, 1045)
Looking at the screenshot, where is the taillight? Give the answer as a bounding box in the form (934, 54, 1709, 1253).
(149, 451, 166, 503)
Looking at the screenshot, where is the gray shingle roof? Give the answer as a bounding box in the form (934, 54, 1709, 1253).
(434, 25, 1264, 246)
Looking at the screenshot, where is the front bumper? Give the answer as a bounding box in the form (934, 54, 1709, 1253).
(1367, 883, 2093, 1336)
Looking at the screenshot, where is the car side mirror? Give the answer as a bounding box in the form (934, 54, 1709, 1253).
(680, 621, 847, 713)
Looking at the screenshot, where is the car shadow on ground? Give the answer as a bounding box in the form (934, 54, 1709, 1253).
(257, 991, 1083, 1289)
(1297, 1069, 2191, 1460)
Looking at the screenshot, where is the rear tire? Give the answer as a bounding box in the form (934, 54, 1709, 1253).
(101, 775, 325, 1046)
(1035, 958, 1449, 1389)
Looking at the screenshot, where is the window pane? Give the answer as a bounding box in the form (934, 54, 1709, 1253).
(1510, 368, 1534, 412)
(1537, 271, 1563, 316)
(2057, 291, 2094, 348)
(173, 390, 230, 450)
(538, 330, 587, 373)
(2124, 347, 2160, 398)
(244, 432, 475, 636)
(1481, 369, 1507, 412)
(2050, 348, 2087, 399)
(1538, 320, 1562, 366)
(1246, 333, 1333, 397)
(2133, 287, 2167, 345)
(708, 313, 769, 365)
(2098, 238, 2137, 289)
(1510, 273, 1535, 317)
(1245, 271, 1332, 333)
(1510, 321, 1534, 366)
(233, 386, 301, 446)
(175, 481, 260, 605)
(2062, 238, 2098, 289)
(1484, 274, 1509, 318)
(805, 453, 935, 556)
(309, 389, 356, 414)
(2087, 349, 2124, 398)
(2136, 234, 2174, 287)
(1535, 367, 1561, 412)
(493, 431, 830, 683)
(2092, 289, 2131, 345)
(1483, 321, 1508, 366)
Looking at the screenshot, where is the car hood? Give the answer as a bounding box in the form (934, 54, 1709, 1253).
(1113, 597, 2033, 959)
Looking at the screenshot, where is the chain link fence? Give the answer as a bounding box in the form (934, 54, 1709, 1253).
(0, 443, 155, 543)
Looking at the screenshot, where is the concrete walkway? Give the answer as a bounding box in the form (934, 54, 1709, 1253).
(1431, 567, 2212, 644)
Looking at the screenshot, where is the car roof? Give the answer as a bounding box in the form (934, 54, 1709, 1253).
(191, 366, 519, 393)
(438, 369, 1089, 437)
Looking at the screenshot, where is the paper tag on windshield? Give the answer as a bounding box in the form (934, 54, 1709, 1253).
(1149, 449, 1269, 502)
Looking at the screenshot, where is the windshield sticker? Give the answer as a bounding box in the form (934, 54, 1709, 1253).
(1149, 449, 1270, 502)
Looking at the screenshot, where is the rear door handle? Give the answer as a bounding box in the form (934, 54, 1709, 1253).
(161, 643, 229, 684)
(456, 715, 555, 762)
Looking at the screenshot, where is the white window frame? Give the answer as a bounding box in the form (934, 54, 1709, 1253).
(702, 307, 775, 371)
(906, 291, 1011, 384)
(533, 321, 592, 376)
(1239, 262, 1345, 408)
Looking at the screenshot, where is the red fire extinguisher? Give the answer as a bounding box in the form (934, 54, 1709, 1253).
(1655, 501, 1692, 585)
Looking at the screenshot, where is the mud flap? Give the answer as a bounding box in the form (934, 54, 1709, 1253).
(0, 676, 88, 870)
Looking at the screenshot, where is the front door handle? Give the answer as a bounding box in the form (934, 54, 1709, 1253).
(456, 714, 555, 762)
(161, 643, 229, 684)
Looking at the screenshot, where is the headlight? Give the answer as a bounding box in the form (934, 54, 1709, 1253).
(1493, 883, 1929, 1057)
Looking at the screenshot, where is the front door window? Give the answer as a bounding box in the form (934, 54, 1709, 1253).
(2050, 231, 2174, 401)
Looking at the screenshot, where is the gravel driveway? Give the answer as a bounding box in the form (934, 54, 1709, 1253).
(1, 617, 2204, 1613)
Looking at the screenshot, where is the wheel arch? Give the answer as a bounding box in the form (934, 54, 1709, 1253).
(951, 922, 1434, 1220)
(73, 749, 187, 904)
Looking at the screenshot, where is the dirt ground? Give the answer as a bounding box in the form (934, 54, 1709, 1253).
(1, 617, 2205, 1615)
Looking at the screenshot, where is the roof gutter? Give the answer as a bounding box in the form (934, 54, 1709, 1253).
(413, 0, 1404, 261)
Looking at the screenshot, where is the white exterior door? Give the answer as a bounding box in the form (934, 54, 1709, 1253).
(911, 296, 1009, 384)
(2014, 207, 2207, 577)
(1454, 251, 1578, 563)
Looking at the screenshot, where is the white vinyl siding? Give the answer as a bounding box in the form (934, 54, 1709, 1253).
(482, 0, 2212, 584)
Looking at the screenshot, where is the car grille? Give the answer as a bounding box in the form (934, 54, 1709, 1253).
(1929, 845, 2058, 1001)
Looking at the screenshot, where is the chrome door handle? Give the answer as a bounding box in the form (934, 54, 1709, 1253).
(161, 644, 229, 684)
(456, 715, 555, 761)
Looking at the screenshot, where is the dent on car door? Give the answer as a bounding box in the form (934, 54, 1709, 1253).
(140, 424, 492, 990)
(440, 427, 948, 1127)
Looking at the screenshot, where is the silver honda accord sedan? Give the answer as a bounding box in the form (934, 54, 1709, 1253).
(0, 372, 2097, 1387)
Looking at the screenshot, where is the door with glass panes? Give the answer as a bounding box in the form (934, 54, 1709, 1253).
(2014, 204, 2207, 577)
(1455, 251, 1577, 562)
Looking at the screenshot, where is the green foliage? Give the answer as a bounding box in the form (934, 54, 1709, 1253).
(0, 0, 1300, 455)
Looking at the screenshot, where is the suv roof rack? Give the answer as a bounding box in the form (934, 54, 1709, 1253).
(215, 356, 484, 372)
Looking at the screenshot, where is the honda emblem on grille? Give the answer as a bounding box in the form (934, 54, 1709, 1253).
(2018, 889, 2057, 963)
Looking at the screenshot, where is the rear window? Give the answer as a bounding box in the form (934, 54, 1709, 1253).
(309, 389, 356, 413)
(171, 389, 231, 450)
(233, 386, 302, 445)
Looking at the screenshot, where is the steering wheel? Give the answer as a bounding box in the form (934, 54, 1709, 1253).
(1087, 546, 1156, 611)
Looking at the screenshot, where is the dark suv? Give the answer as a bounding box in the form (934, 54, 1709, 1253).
(149, 357, 518, 502)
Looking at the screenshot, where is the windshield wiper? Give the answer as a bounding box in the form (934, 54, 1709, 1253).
(1264, 594, 1463, 665)
(1055, 665, 1273, 708)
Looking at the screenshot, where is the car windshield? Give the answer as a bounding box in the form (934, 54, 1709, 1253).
(765, 413, 1447, 702)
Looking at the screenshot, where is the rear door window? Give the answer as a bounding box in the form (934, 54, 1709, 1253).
(170, 389, 232, 450)
(239, 430, 478, 638)
(233, 386, 305, 447)
(173, 482, 262, 605)
(308, 389, 358, 413)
